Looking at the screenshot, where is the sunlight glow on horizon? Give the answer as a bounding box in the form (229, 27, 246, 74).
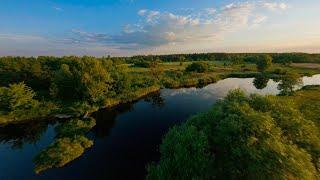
(0, 0, 319, 56)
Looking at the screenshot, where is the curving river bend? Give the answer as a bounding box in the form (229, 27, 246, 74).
(0, 75, 319, 179)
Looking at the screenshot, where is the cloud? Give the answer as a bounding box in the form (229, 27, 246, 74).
(65, 1, 288, 50)
(138, 9, 160, 23)
(0, 34, 45, 41)
(205, 8, 217, 15)
(262, 2, 288, 10)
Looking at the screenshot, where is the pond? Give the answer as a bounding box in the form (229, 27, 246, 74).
(0, 75, 319, 179)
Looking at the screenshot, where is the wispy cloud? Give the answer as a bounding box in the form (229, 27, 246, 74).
(0, 34, 45, 41)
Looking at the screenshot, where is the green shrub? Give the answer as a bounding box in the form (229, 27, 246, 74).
(147, 125, 213, 180)
(256, 55, 273, 72)
(185, 62, 209, 73)
(34, 135, 93, 174)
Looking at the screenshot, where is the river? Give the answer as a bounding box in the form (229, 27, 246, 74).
(0, 75, 319, 179)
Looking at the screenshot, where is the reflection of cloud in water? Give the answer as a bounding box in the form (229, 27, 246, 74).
(162, 75, 320, 100)
(302, 74, 320, 86)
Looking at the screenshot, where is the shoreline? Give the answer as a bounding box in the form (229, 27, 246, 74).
(1, 71, 319, 126)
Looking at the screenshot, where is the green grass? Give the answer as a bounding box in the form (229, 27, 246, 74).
(284, 85, 320, 126)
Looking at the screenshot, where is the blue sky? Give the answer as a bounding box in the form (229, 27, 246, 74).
(0, 0, 319, 56)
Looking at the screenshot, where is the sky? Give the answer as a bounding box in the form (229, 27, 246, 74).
(0, 0, 319, 56)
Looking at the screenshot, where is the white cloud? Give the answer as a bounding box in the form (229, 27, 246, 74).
(279, 3, 288, 10)
(66, 1, 289, 51)
(205, 8, 216, 15)
(138, 9, 147, 16)
(138, 9, 160, 23)
(252, 15, 268, 25)
(262, 2, 288, 10)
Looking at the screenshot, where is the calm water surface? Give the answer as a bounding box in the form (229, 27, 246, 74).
(0, 75, 319, 179)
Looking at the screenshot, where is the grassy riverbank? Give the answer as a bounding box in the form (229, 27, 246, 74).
(0, 55, 319, 125)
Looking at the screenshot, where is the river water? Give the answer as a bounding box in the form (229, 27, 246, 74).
(0, 75, 319, 179)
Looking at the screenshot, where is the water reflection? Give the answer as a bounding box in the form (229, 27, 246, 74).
(162, 74, 320, 99)
(253, 75, 270, 89)
(0, 119, 55, 149)
(91, 103, 134, 138)
(143, 91, 165, 108)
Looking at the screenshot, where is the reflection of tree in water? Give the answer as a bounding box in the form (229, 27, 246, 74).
(91, 103, 134, 138)
(0, 119, 55, 149)
(277, 73, 303, 96)
(253, 75, 270, 90)
(143, 91, 165, 108)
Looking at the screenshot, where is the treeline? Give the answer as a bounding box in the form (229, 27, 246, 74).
(128, 53, 320, 64)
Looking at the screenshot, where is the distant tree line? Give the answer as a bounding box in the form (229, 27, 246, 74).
(126, 53, 320, 64)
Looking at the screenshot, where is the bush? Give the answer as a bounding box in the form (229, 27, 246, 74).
(133, 61, 152, 68)
(256, 55, 273, 72)
(185, 62, 209, 73)
(147, 125, 213, 180)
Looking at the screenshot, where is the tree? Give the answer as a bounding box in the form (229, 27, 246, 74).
(256, 55, 273, 72)
(185, 62, 209, 73)
(51, 57, 113, 104)
(0, 82, 38, 112)
(278, 72, 302, 96)
(147, 125, 213, 180)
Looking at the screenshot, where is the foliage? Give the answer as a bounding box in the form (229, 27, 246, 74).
(0, 82, 37, 111)
(185, 62, 210, 73)
(147, 125, 213, 180)
(147, 89, 320, 179)
(34, 135, 93, 174)
(55, 118, 96, 138)
(34, 118, 96, 173)
(51, 56, 113, 104)
(278, 72, 302, 96)
(256, 55, 273, 72)
(0, 82, 57, 123)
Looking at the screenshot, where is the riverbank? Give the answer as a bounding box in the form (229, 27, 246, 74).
(1, 66, 319, 126)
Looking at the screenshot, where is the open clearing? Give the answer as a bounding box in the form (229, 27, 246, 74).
(291, 63, 320, 69)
